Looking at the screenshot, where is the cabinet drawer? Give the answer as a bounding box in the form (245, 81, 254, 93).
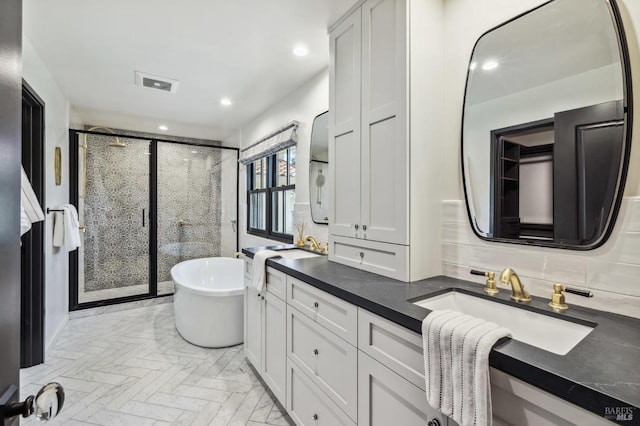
(287, 360, 357, 426)
(266, 267, 286, 300)
(286, 276, 357, 345)
(358, 308, 425, 391)
(328, 235, 409, 281)
(287, 306, 357, 421)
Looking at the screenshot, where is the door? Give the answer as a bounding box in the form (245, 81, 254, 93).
(358, 351, 447, 426)
(245, 285, 262, 369)
(21, 81, 46, 368)
(262, 291, 286, 405)
(0, 0, 24, 424)
(360, 0, 408, 245)
(554, 100, 624, 244)
(329, 9, 362, 239)
(74, 132, 152, 305)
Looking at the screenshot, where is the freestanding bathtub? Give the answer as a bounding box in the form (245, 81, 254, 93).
(171, 257, 244, 347)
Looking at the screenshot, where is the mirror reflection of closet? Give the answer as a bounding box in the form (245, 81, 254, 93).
(461, 0, 632, 249)
(309, 111, 329, 224)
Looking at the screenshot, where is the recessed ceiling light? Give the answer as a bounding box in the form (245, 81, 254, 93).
(191, 150, 198, 154)
(293, 45, 308, 57)
(158, 125, 168, 131)
(469, 62, 477, 71)
(482, 60, 499, 71)
(220, 98, 232, 106)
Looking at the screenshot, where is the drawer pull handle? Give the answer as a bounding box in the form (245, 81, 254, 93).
(359, 252, 364, 259)
(354, 224, 359, 230)
(313, 301, 319, 308)
(313, 348, 319, 356)
(363, 224, 367, 231)
(312, 414, 318, 421)
(257, 293, 261, 298)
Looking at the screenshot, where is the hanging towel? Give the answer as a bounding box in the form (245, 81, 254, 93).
(422, 309, 511, 426)
(52, 205, 81, 251)
(52, 211, 64, 247)
(62, 204, 81, 251)
(251, 250, 281, 292)
(20, 205, 32, 237)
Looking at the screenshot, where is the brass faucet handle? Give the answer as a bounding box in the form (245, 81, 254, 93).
(470, 269, 499, 295)
(549, 283, 569, 311)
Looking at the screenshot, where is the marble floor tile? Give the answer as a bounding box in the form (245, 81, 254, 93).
(20, 303, 293, 426)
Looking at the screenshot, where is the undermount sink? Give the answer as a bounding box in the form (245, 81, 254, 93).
(276, 249, 321, 260)
(413, 291, 594, 355)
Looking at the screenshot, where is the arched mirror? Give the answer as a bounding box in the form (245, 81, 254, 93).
(461, 0, 632, 249)
(310, 111, 329, 224)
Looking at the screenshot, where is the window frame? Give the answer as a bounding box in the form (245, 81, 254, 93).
(246, 148, 296, 243)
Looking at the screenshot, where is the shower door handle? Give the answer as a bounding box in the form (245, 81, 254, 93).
(142, 209, 145, 227)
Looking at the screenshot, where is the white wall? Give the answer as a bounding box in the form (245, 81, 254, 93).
(441, 0, 640, 318)
(22, 36, 71, 353)
(237, 69, 330, 249)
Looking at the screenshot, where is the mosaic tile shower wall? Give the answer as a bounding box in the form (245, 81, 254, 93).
(157, 143, 223, 283)
(80, 134, 233, 294)
(82, 135, 151, 291)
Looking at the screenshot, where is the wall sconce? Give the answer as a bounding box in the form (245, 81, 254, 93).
(54, 147, 61, 185)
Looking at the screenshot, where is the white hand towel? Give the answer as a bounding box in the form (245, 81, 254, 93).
(251, 250, 281, 292)
(20, 204, 32, 237)
(423, 309, 511, 426)
(52, 212, 64, 247)
(62, 204, 82, 251)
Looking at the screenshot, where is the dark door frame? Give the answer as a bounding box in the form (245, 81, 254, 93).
(20, 80, 46, 368)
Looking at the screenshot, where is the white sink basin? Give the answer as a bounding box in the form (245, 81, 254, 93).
(276, 249, 321, 259)
(414, 291, 594, 355)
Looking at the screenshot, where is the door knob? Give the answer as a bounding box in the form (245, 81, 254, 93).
(1, 382, 65, 421)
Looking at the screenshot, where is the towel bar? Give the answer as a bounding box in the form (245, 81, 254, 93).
(46, 208, 64, 214)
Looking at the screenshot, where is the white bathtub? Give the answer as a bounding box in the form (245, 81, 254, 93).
(171, 257, 244, 348)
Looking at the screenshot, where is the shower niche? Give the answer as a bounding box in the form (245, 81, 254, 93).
(71, 129, 238, 308)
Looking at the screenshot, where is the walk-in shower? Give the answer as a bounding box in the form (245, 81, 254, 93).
(70, 129, 238, 308)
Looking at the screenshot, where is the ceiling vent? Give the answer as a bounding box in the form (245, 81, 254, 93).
(135, 71, 179, 93)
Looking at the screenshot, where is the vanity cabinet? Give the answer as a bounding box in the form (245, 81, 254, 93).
(328, 0, 444, 282)
(243, 265, 287, 406)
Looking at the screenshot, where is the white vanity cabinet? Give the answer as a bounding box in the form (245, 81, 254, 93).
(243, 265, 287, 406)
(328, 0, 445, 282)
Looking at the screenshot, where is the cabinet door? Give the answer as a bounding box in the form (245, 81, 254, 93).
(360, 0, 408, 245)
(245, 285, 262, 370)
(358, 351, 446, 426)
(262, 292, 287, 406)
(330, 8, 362, 239)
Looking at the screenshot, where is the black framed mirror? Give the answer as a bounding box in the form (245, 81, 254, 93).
(310, 111, 329, 224)
(461, 0, 633, 249)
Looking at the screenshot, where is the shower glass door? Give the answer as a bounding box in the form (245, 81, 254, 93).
(76, 132, 151, 304)
(156, 142, 238, 294)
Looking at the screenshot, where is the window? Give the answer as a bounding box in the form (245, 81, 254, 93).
(247, 147, 296, 242)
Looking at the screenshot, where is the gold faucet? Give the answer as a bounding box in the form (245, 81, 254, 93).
(303, 235, 322, 252)
(499, 268, 531, 302)
(549, 283, 569, 311)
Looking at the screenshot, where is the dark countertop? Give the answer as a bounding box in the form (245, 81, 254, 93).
(243, 245, 640, 425)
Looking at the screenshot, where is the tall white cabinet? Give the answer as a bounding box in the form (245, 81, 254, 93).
(328, 0, 445, 281)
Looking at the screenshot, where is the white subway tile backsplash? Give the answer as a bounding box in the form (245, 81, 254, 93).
(442, 200, 466, 223)
(617, 197, 640, 233)
(441, 198, 640, 319)
(586, 260, 640, 298)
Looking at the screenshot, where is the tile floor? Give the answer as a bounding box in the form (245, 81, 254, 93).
(20, 303, 293, 426)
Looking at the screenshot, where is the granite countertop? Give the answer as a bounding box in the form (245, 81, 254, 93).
(243, 245, 640, 424)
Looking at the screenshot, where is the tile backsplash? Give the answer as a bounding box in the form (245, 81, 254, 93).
(441, 198, 640, 319)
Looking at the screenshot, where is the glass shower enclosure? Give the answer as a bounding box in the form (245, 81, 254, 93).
(71, 130, 238, 308)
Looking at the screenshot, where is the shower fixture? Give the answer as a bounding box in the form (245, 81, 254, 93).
(80, 126, 125, 198)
